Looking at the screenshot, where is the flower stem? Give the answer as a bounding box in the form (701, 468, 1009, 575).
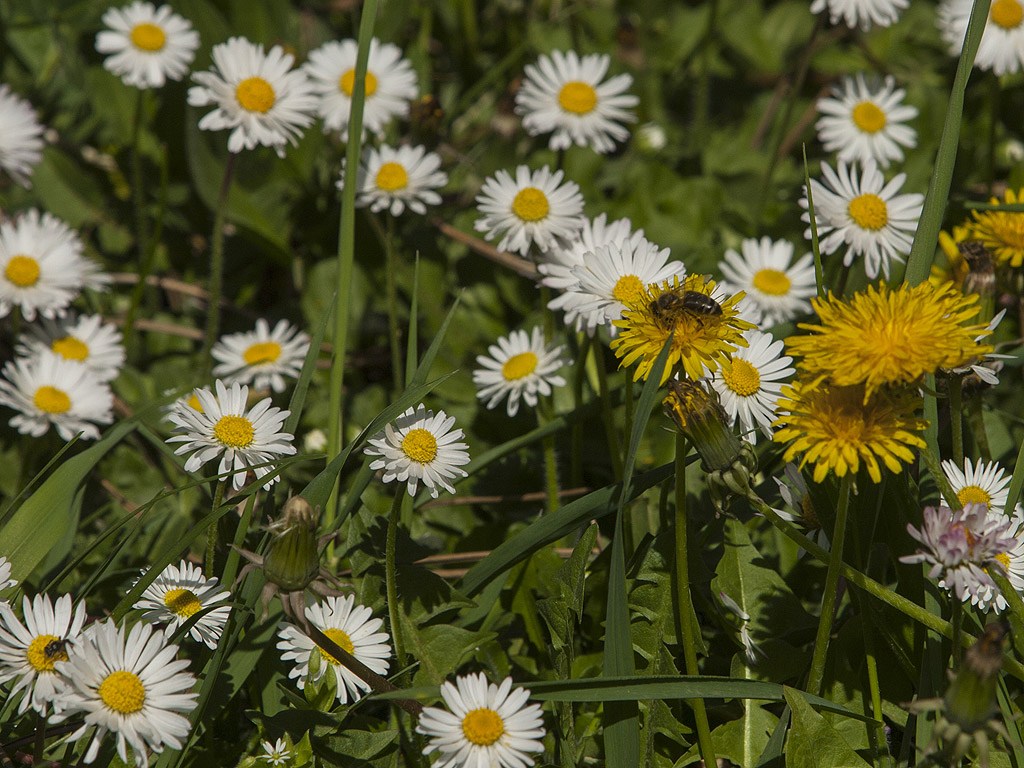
(206, 480, 226, 578)
(951, 597, 963, 668)
(594, 349, 624, 480)
(538, 399, 560, 514)
(383, 215, 404, 395)
(949, 374, 964, 467)
(386, 490, 407, 670)
(201, 152, 237, 370)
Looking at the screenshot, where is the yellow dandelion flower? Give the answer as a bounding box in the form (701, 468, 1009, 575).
(786, 282, 993, 398)
(611, 274, 754, 383)
(930, 223, 972, 287)
(967, 188, 1024, 267)
(773, 379, 927, 484)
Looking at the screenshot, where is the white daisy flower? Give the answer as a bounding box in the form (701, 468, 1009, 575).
(416, 672, 546, 768)
(165, 379, 297, 490)
(810, 0, 909, 29)
(939, 0, 1024, 76)
(717, 237, 816, 327)
(970, 506, 1024, 613)
(539, 213, 642, 295)
(50, 618, 197, 768)
(475, 166, 586, 257)
(133, 560, 231, 649)
(340, 143, 448, 216)
(0, 209, 109, 321)
(95, 2, 200, 89)
(0, 593, 87, 715)
(17, 314, 125, 382)
(211, 319, 310, 394)
(304, 38, 418, 140)
(473, 328, 568, 417)
(276, 594, 391, 705)
(800, 159, 923, 280)
(515, 49, 638, 154)
(259, 737, 292, 766)
(711, 330, 795, 444)
(815, 74, 918, 169)
(364, 404, 470, 498)
(188, 37, 318, 157)
(561, 235, 686, 335)
(941, 457, 1013, 515)
(0, 84, 44, 187)
(0, 555, 16, 593)
(0, 350, 113, 441)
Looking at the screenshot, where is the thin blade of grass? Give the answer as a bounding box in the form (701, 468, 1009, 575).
(802, 144, 825, 298)
(285, 290, 335, 436)
(405, 253, 420, 388)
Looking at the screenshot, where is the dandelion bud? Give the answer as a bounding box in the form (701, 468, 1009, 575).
(263, 496, 321, 592)
(945, 621, 1006, 732)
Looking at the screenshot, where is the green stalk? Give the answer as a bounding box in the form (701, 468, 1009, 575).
(383, 215, 404, 395)
(806, 473, 853, 696)
(124, 89, 150, 358)
(594, 349, 624, 480)
(539, 399, 560, 514)
(205, 481, 225, 578)
(386, 490, 406, 669)
(674, 435, 716, 765)
(201, 152, 237, 369)
(951, 598, 963, 668)
(949, 374, 964, 466)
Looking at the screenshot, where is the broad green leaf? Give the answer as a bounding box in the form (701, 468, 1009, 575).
(783, 687, 871, 768)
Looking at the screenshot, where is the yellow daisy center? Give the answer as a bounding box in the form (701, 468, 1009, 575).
(851, 101, 886, 134)
(996, 551, 1012, 570)
(957, 486, 992, 506)
(722, 359, 761, 397)
(462, 707, 505, 746)
(558, 81, 598, 114)
(213, 415, 255, 448)
(243, 341, 282, 366)
(26, 634, 65, 672)
(751, 268, 791, 296)
(34, 386, 70, 414)
(236, 77, 276, 114)
(847, 193, 888, 231)
(163, 587, 202, 618)
(4, 255, 40, 287)
(511, 187, 550, 222)
(375, 162, 409, 192)
(502, 351, 538, 381)
(401, 427, 438, 463)
(97, 670, 146, 714)
(130, 22, 166, 52)
(991, 0, 1024, 29)
(186, 393, 204, 413)
(339, 69, 379, 97)
(613, 274, 646, 305)
(318, 627, 355, 664)
(52, 336, 89, 361)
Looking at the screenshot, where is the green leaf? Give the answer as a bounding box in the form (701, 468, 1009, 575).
(783, 687, 872, 768)
(679, 704, 778, 768)
(401, 623, 495, 686)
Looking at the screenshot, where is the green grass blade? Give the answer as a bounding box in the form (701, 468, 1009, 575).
(285, 290, 335, 436)
(408, 291, 462, 388)
(405, 253, 420, 388)
(802, 143, 825, 298)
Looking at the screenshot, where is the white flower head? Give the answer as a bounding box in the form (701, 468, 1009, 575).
(259, 737, 292, 766)
(711, 329, 795, 444)
(539, 213, 643, 295)
(717, 237, 816, 327)
(0, 84, 44, 187)
(188, 37, 318, 157)
(941, 457, 1013, 515)
(810, 0, 909, 29)
(971, 506, 1024, 613)
(17, 314, 125, 382)
(473, 328, 569, 417)
(339, 143, 448, 216)
(416, 672, 546, 768)
(800, 159, 923, 280)
(50, 619, 197, 768)
(0, 209, 108, 321)
(276, 594, 391, 705)
(0, 350, 114, 441)
(165, 379, 297, 490)
(474, 165, 586, 257)
(304, 38, 418, 140)
(211, 319, 310, 394)
(133, 560, 231, 649)
(515, 50, 638, 154)
(364, 404, 470, 498)
(939, 0, 1024, 76)
(95, 2, 199, 89)
(0, 593, 87, 715)
(816, 74, 918, 169)
(0, 555, 16, 592)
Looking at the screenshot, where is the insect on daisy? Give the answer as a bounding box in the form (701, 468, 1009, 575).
(965, 187, 1024, 268)
(363, 403, 470, 498)
(473, 328, 569, 417)
(304, 38, 418, 140)
(0, 593, 87, 715)
(0, 84, 44, 187)
(340, 143, 448, 216)
(939, 0, 1024, 76)
(0, 350, 114, 441)
(276, 594, 391, 705)
(815, 74, 918, 169)
(711, 330, 795, 444)
(474, 165, 586, 257)
(212, 318, 310, 394)
(188, 37, 317, 157)
(17, 314, 126, 382)
(50, 618, 197, 768)
(0, 209, 108, 321)
(717, 237, 816, 327)
(810, 0, 909, 29)
(165, 379, 296, 490)
(515, 49, 639, 154)
(133, 560, 232, 649)
(95, 1, 200, 89)
(416, 672, 546, 768)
